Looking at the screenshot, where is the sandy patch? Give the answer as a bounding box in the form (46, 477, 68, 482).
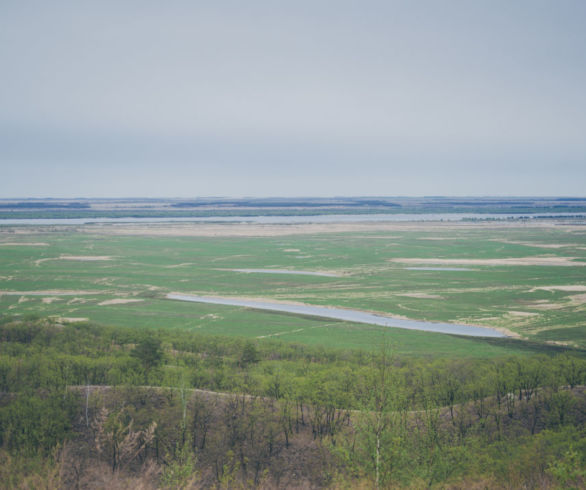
(200, 313, 223, 320)
(77, 219, 585, 238)
(283, 248, 300, 252)
(404, 267, 476, 271)
(523, 291, 586, 309)
(93, 278, 116, 286)
(59, 255, 112, 261)
(42, 297, 61, 304)
(210, 254, 252, 262)
(67, 297, 88, 305)
(490, 239, 577, 249)
(34, 258, 52, 266)
(439, 286, 527, 293)
(0, 242, 49, 247)
(568, 293, 586, 305)
(389, 256, 585, 267)
(545, 340, 574, 347)
(53, 317, 89, 323)
(229, 268, 341, 278)
(526, 301, 566, 311)
(507, 311, 539, 317)
(397, 292, 443, 299)
(488, 326, 521, 338)
(164, 263, 194, 268)
(0, 290, 100, 296)
(34, 255, 113, 266)
(257, 328, 306, 339)
(454, 316, 521, 338)
(530, 285, 586, 292)
(98, 298, 145, 306)
(417, 237, 456, 241)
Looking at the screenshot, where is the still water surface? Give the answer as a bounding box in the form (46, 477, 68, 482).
(167, 293, 507, 338)
(1, 212, 585, 226)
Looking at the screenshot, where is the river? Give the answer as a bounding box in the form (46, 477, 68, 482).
(1, 212, 585, 226)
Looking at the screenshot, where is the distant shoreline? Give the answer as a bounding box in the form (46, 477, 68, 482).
(1, 212, 586, 226)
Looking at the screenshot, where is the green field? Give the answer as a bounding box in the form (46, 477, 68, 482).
(1, 221, 585, 356)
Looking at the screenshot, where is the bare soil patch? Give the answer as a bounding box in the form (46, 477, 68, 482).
(59, 255, 113, 261)
(52, 316, 89, 323)
(390, 256, 585, 267)
(0, 290, 101, 296)
(78, 219, 578, 237)
(42, 297, 61, 304)
(530, 285, 586, 292)
(507, 311, 539, 317)
(526, 300, 566, 311)
(34, 256, 113, 266)
(397, 292, 443, 299)
(67, 297, 88, 305)
(257, 328, 306, 339)
(568, 293, 586, 306)
(0, 242, 49, 246)
(200, 313, 223, 320)
(490, 239, 577, 249)
(98, 298, 145, 306)
(416, 237, 457, 241)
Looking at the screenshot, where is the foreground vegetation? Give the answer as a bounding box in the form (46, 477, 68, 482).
(1, 317, 585, 488)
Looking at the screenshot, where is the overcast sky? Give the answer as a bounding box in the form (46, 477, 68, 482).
(1, 1, 585, 197)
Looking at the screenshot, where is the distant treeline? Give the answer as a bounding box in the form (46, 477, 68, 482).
(0, 316, 584, 488)
(2, 206, 586, 221)
(171, 199, 402, 208)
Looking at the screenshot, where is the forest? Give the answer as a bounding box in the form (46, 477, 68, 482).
(1, 316, 584, 488)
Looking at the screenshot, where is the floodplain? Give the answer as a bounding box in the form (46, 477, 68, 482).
(2, 210, 586, 488)
(1, 217, 585, 356)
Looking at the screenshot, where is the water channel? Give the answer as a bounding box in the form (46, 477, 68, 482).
(167, 293, 507, 338)
(1, 212, 585, 226)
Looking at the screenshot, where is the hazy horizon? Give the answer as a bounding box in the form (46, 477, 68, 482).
(1, 195, 584, 202)
(2, 1, 585, 198)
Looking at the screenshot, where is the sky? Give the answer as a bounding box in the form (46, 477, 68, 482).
(1, 1, 585, 198)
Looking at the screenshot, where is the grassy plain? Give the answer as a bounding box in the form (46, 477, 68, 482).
(1, 220, 585, 356)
